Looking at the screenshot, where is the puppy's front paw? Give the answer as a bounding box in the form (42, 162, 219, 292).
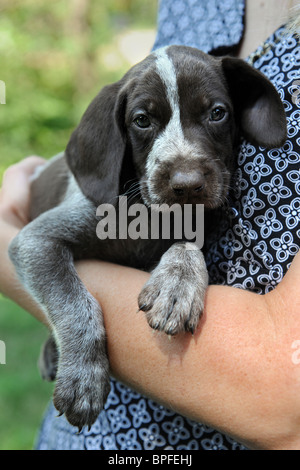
(53, 355, 110, 431)
(138, 243, 208, 335)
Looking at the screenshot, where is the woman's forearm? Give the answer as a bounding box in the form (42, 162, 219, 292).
(0, 220, 49, 325)
(75, 256, 300, 450)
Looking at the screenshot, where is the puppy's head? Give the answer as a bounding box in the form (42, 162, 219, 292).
(66, 46, 287, 208)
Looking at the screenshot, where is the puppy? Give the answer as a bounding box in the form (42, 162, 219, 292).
(9, 46, 287, 430)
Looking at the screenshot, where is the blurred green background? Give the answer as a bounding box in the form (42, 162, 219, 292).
(0, 0, 157, 450)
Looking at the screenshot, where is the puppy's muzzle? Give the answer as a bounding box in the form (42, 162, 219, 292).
(170, 169, 204, 198)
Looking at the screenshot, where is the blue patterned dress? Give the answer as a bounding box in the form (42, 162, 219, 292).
(36, 1, 300, 451)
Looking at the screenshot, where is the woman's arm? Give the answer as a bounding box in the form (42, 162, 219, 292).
(75, 256, 300, 450)
(1, 159, 300, 450)
(0, 157, 49, 325)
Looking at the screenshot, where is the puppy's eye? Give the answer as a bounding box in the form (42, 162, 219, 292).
(210, 107, 226, 122)
(134, 114, 151, 129)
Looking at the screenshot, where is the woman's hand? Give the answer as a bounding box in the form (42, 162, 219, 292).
(0, 156, 46, 229)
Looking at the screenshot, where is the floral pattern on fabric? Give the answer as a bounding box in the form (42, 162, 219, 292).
(152, 0, 245, 54)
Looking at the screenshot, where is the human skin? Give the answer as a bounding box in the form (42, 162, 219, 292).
(238, 0, 299, 59)
(1, 158, 300, 450)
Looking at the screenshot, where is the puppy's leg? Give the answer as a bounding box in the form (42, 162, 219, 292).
(9, 202, 110, 430)
(138, 242, 208, 336)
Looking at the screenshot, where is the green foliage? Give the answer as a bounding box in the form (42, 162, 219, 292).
(0, 0, 157, 449)
(0, 0, 157, 176)
(0, 296, 53, 450)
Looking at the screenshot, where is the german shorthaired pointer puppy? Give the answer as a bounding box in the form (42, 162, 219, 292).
(9, 46, 287, 430)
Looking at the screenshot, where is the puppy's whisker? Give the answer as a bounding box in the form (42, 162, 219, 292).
(123, 178, 139, 190)
(123, 183, 140, 195)
(124, 185, 141, 196)
(121, 182, 141, 199)
(124, 185, 141, 197)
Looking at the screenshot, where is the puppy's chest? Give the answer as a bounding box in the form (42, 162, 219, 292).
(77, 230, 173, 271)
(73, 208, 175, 271)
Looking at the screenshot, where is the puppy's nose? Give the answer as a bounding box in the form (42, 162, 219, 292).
(170, 170, 204, 197)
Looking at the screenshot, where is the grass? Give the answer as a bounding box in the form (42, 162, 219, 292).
(0, 295, 53, 450)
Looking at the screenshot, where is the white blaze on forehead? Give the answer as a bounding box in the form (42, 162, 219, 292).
(146, 47, 195, 181)
(154, 47, 180, 114)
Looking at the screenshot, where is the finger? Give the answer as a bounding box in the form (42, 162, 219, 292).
(0, 156, 47, 227)
(1, 156, 46, 204)
(2, 156, 47, 184)
(17, 156, 47, 175)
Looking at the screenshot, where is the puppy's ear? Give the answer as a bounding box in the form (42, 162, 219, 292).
(65, 81, 127, 205)
(222, 57, 287, 148)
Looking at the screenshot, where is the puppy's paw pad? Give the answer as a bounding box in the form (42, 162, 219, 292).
(139, 258, 208, 335)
